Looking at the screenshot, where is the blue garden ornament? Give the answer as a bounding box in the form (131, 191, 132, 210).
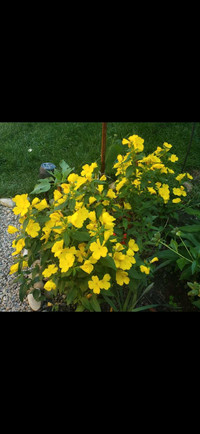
(40, 162, 56, 178)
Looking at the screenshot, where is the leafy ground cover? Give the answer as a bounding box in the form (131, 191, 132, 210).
(0, 122, 199, 197)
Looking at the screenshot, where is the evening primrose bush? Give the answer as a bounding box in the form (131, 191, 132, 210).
(7, 134, 193, 312)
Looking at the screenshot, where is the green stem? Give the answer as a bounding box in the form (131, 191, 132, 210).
(179, 236, 194, 261)
(159, 240, 193, 263)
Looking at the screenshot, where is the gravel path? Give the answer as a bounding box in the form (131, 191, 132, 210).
(0, 205, 32, 312)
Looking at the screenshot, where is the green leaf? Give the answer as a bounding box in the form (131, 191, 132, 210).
(63, 231, 70, 247)
(75, 305, 85, 312)
(184, 207, 200, 218)
(179, 233, 200, 247)
(132, 304, 160, 312)
(32, 288, 42, 302)
(170, 240, 178, 251)
(90, 295, 101, 312)
(192, 260, 198, 275)
(192, 300, 200, 309)
(59, 160, 73, 179)
(179, 224, 200, 233)
(80, 297, 94, 312)
(176, 257, 188, 271)
(72, 231, 90, 242)
(126, 165, 133, 178)
(102, 294, 118, 312)
(66, 287, 78, 305)
(180, 265, 192, 280)
(30, 178, 51, 195)
(99, 255, 117, 271)
(157, 250, 179, 260)
(96, 204, 104, 219)
(19, 282, 28, 302)
(128, 269, 143, 280)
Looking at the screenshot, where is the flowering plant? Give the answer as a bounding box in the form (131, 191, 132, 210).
(114, 135, 192, 213)
(8, 134, 193, 311)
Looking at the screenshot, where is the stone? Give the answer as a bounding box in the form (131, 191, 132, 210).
(27, 294, 42, 311)
(183, 182, 193, 192)
(0, 198, 15, 208)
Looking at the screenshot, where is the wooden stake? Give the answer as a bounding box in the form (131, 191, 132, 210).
(101, 122, 107, 174)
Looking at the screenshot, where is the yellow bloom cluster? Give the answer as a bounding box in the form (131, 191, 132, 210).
(113, 135, 192, 206)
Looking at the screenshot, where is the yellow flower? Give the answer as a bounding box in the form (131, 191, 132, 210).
(158, 184, 170, 203)
(7, 225, 19, 234)
(12, 194, 30, 216)
(32, 198, 40, 206)
(129, 135, 144, 153)
(155, 182, 162, 189)
(102, 200, 110, 206)
(49, 212, 65, 234)
(68, 207, 89, 229)
(107, 189, 116, 199)
(68, 173, 79, 184)
(132, 179, 141, 188)
(168, 154, 178, 163)
(42, 264, 58, 278)
(151, 163, 165, 171)
(128, 239, 139, 252)
(90, 239, 108, 260)
(99, 211, 116, 230)
(173, 187, 186, 197)
(97, 185, 104, 194)
(88, 276, 102, 294)
(187, 173, 193, 180)
(126, 248, 135, 257)
(12, 238, 25, 256)
(140, 265, 150, 275)
(114, 243, 125, 252)
(124, 202, 132, 209)
(54, 190, 63, 202)
(9, 261, 28, 275)
(150, 257, 159, 264)
(89, 196, 97, 205)
(113, 252, 134, 270)
(61, 183, 71, 194)
(163, 142, 172, 149)
(40, 219, 54, 242)
(122, 138, 130, 146)
(123, 135, 144, 153)
(100, 274, 111, 290)
(44, 280, 56, 291)
(59, 251, 75, 273)
(51, 239, 64, 258)
(116, 177, 127, 192)
(75, 243, 87, 263)
(80, 260, 94, 274)
(25, 219, 41, 238)
(147, 187, 156, 195)
(81, 162, 97, 180)
(116, 270, 130, 286)
(33, 198, 49, 211)
(100, 175, 107, 181)
(175, 173, 186, 182)
(172, 198, 181, 203)
(104, 229, 114, 243)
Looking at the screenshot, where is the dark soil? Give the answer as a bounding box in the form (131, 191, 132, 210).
(138, 269, 199, 312)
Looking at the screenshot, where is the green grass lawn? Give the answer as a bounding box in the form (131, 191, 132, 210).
(0, 122, 199, 198)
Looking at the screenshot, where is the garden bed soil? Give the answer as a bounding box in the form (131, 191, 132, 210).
(139, 270, 199, 312)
